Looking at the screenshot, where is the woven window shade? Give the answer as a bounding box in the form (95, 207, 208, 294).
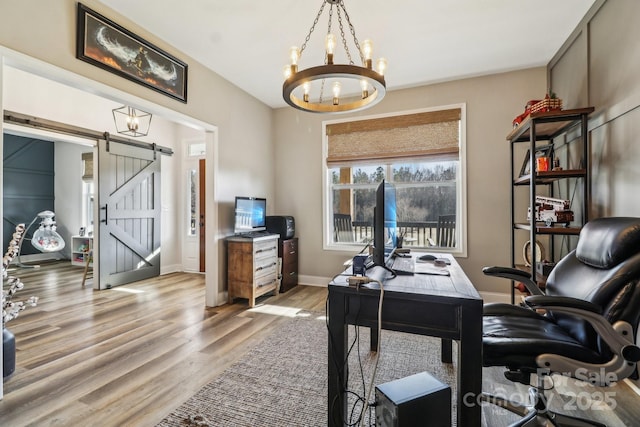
(82, 152, 93, 182)
(327, 108, 461, 165)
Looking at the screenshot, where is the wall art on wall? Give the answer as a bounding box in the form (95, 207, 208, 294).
(76, 3, 188, 103)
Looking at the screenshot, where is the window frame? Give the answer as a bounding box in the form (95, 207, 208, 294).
(322, 104, 467, 257)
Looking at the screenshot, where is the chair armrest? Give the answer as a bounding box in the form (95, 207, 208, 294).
(482, 266, 544, 296)
(524, 296, 640, 364)
(524, 295, 601, 314)
(483, 302, 545, 319)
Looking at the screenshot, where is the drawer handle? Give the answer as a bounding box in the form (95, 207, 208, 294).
(256, 247, 277, 254)
(289, 272, 296, 276)
(257, 279, 277, 288)
(289, 251, 296, 255)
(255, 262, 277, 272)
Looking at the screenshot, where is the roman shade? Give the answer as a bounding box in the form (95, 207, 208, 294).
(326, 108, 461, 166)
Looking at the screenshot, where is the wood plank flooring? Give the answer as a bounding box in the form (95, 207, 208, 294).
(1, 261, 639, 426)
(1, 262, 327, 426)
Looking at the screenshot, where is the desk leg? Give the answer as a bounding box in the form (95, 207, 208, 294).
(328, 293, 348, 427)
(457, 303, 483, 426)
(370, 326, 378, 352)
(441, 338, 452, 363)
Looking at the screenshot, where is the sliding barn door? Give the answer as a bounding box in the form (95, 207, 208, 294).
(97, 138, 161, 289)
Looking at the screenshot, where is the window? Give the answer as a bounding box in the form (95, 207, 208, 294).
(323, 105, 466, 255)
(82, 181, 94, 235)
(186, 141, 205, 236)
(81, 151, 94, 235)
(188, 142, 206, 157)
(188, 169, 197, 236)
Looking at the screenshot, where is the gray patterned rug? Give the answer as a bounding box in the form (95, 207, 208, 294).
(157, 311, 458, 427)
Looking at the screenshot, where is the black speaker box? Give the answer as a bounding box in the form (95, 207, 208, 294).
(375, 372, 451, 427)
(266, 215, 295, 239)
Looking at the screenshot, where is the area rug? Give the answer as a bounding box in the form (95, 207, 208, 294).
(157, 310, 458, 426)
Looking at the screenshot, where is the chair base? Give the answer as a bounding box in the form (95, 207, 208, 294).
(481, 390, 606, 427)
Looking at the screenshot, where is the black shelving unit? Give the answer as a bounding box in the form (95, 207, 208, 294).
(507, 107, 594, 303)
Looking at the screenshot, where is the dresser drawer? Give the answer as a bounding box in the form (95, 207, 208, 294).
(282, 238, 298, 254)
(254, 240, 278, 260)
(255, 257, 277, 279)
(255, 272, 278, 290)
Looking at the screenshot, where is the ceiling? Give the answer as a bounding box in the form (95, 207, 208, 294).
(97, 0, 596, 109)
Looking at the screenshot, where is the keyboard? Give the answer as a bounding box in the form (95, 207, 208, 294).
(241, 231, 274, 238)
(390, 256, 415, 275)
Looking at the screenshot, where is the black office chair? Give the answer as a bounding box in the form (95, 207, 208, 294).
(481, 217, 640, 426)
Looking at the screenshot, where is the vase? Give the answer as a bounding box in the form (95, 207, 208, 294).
(3, 327, 16, 378)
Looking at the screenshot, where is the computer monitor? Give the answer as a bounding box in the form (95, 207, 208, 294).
(372, 180, 398, 267)
(233, 196, 267, 234)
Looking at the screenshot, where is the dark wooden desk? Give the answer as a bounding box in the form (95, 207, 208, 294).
(327, 253, 483, 426)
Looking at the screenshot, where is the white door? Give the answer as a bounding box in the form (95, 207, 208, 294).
(97, 138, 161, 289)
(182, 142, 206, 272)
(182, 163, 200, 272)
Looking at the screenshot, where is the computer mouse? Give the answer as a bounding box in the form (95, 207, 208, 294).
(418, 254, 437, 261)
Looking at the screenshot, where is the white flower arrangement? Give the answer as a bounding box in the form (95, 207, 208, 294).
(2, 224, 39, 325)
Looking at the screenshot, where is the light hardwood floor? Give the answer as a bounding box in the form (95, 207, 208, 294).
(1, 262, 639, 426)
(1, 262, 327, 426)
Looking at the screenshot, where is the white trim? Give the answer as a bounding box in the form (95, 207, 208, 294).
(479, 291, 511, 304)
(321, 103, 468, 257)
(160, 264, 183, 275)
(204, 130, 220, 307)
(299, 274, 332, 287)
(623, 378, 640, 397)
(0, 45, 221, 314)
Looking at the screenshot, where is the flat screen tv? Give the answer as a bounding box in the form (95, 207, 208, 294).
(233, 196, 267, 234)
(372, 180, 398, 267)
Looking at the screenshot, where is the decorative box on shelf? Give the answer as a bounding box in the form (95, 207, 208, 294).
(530, 97, 563, 114)
(512, 95, 563, 127)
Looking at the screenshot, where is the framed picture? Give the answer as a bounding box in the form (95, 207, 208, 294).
(519, 144, 554, 176)
(76, 3, 188, 103)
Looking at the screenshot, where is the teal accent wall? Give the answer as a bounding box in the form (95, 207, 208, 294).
(3, 133, 55, 255)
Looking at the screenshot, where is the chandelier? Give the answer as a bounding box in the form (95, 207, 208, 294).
(112, 105, 152, 137)
(282, 0, 387, 114)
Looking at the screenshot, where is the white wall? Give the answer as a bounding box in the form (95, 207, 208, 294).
(54, 140, 89, 260)
(273, 67, 547, 294)
(0, 0, 275, 308)
(2, 66, 183, 272)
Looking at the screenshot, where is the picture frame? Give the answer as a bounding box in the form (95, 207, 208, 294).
(519, 144, 554, 177)
(76, 3, 188, 103)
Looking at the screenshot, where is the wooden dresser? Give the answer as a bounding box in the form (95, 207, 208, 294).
(227, 234, 279, 307)
(279, 237, 298, 292)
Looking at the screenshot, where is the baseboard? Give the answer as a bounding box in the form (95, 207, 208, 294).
(217, 291, 228, 307)
(10, 253, 65, 264)
(624, 378, 640, 397)
(480, 291, 511, 304)
(299, 274, 332, 287)
(160, 264, 182, 275)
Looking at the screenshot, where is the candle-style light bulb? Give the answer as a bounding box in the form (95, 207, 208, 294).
(126, 107, 139, 132)
(377, 57, 388, 76)
(332, 81, 341, 105)
(360, 79, 369, 99)
(283, 65, 292, 79)
(303, 82, 310, 102)
(289, 46, 300, 74)
(325, 34, 336, 64)
(362, 39, 373, 68)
